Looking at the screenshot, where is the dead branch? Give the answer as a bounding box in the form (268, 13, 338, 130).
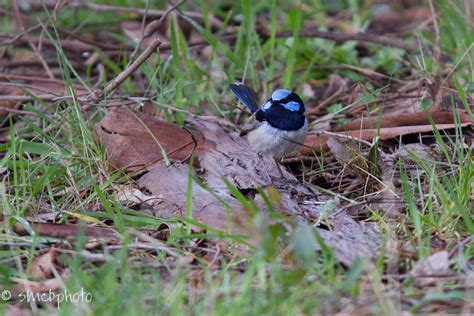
(96, 38, 162, 99)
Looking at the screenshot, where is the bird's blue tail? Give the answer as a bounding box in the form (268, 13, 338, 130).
(229, 83, 259, 113)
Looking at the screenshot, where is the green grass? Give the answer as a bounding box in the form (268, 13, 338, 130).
(0, 0, 473, 314)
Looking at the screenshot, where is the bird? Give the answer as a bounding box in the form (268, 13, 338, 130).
(229, 83, 308, 178)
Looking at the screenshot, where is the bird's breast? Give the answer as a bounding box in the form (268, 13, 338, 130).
(247, 119, 308, 158)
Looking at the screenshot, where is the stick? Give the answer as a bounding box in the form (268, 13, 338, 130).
(97, 38, 162, 98)
(65, 0, 222, 29)
(127, 0, 151, 65)
(144, 0, 186, 37)
(0, 106, 39, 116)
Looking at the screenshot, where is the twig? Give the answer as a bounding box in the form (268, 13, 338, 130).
(313, 130, 375, 148)
(127, 0, 151, 65)
(64, 0, 222, 29)
(0, 106, 39, 116)
(1, 82, 64, 97)
(306, 84, 348, 116)
(449, 236, 473, 258)
(0, 73, 85, 91)
(144, 0, 186, 37)
(96, 38, 162, 98)
(0, 95, 78, 102)
(12, 0, 56, 79)
(340, 64, 404, 83)
(0, 22, 42, 49)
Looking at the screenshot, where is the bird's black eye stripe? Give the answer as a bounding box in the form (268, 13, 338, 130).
(256, 110, 266, 121)
(272, 93, 304, 106)
(288, 92, 304, 104)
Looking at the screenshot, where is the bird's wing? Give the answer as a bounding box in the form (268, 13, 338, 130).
(229, 83, 259, 113)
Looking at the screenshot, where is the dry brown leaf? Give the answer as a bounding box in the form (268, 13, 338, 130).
(12, 274, 64, 295)
(0, 84, 22, 110)
(327, 137, 356, 162)
(139, 162, 247, 232)
(142, 118, 385, 265)
(303, 122, 472, 154)
(95, 108, 210, 171)
(334, 109, 472, 131)
(316, 213, 384, 267)
(410, 251, 450, 286)
(29, 249, 57, 279)
(10, 219, 120, 241)
(0, 79, 89, 111)
(115, 184, 153, 206)
(350, 123, 471, 140)
(393, 143, 441, 165)
(96, 111, 386, 265)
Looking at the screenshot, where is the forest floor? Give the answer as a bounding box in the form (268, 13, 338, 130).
(0, 0, 473, 314)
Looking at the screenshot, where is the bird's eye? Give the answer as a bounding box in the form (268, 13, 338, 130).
(282, 101, 301, 112)
(261, 101, 272, 112)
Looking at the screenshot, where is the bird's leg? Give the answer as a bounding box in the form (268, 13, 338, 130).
(259, 154, 272, 183)
(274, 158, 285, 178)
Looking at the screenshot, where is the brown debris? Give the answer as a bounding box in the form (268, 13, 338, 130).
(95, 111, 386, 265)
(95, 107, 209, 171)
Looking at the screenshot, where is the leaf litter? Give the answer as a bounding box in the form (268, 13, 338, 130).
(0, 0, 473, 313)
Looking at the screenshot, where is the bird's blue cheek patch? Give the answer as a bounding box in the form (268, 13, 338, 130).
(282, 101, 301, 112)
(271, 89, 291, 101)
(261, 101, 272, 112)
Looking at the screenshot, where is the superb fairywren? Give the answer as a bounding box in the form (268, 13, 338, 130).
(229, 83, 308, 176)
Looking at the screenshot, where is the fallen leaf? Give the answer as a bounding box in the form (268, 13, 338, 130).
(29, 249, 57, 278)
(139, 162, 247, 233)
(98, 111, 386, 265)
(302, 122, 472, 154)
(11, 219, 120, 241)
(146, 118, 385, 265)
(334, 109, 472, 131)
(115, 184, 156, 205)
(11, 270, 69, 295)
(0, 78, 89, 113)
(95, 108, 210, 171)
(410, 251, 450, 286)
(393, 143, 441, 164)
(316, 212, 385, 267)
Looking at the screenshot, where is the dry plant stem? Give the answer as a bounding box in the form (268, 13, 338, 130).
(0, 95, 76, 102)
(340, 64, 404, 83)
(127, 0, 151, 66)
(36, 0, 63, 58)
(12, 0, 56, 79)
(56, 28, 134, 51)
(0, 22, 42, 50)
(306, 85, 348, 116)
(64, 0, 222, 29)
(0, 7, 102, 52)
(0, 106, 39, 116)
(0, 73, 66, 85)
(314, 130, 375, 148)
(97, 38, 162, 98)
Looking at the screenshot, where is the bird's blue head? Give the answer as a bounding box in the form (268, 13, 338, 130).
(257, 89, 306, 131)
(229, 83, 306, 131)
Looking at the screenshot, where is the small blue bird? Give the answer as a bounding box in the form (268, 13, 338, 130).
(229, 83, 308, 176)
